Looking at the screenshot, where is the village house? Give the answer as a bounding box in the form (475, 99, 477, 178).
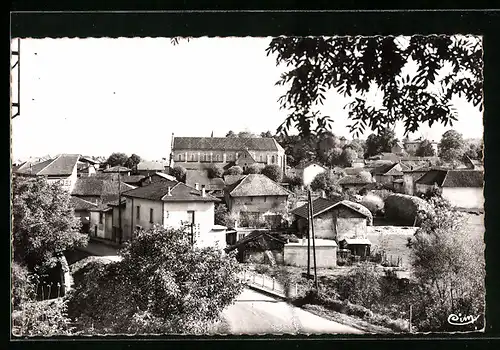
(134, 161, 167, 176)
(464, 156, 484, 171)
(171, 136, 287, 174)
(14, 154, 80, 192)
(138, 172, 177, 186)
(415, 169, 484, 209)
(225, 230, 288, 265)
(120, 180, 224, 248)
(70, 196, 98, 234)
(401, 166, 432, 195)
(288, 162, 326, 187)
(71, 175, 136, 205)
(291, 198, 373, 242)
(185, 169, 226, 198)
(224, 174, 246, 186)
(102, 166, 132, 175)
(338, 174, 374, 192)
(77, 156, 100, 177)
(120, 175, 147, 187)
(403, 137, 439, 155)
(391, 141, 406, 155)
(371, 162, 410, 185)
(224, 174, 292, 228)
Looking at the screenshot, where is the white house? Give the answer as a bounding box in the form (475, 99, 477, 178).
(292, 162, 327, 187)
(14, 154, 80, 192)
(415, 169, 484, 209)
(121, 179, 224, 248)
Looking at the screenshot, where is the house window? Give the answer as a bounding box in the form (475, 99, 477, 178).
(191, 154, 195, 161)
(271, 155, 275, 163)
(250, 196, 253, 202)
(149, 208, 154, 223)
(216, 154, 220, 161)
(99, 212, 103, 224)
(264, 197, 267, 203)
(136, 206, 140, 220)
(187, 211, 195, 224)
(178, 154, 182, 161)
(260, 155, 263, 162)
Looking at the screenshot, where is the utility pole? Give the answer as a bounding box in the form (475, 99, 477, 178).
(307, 190, 311, 278)
(11, 38, 20, 119)
(118, 171, 122, 244)
(309, 190, 319, 289)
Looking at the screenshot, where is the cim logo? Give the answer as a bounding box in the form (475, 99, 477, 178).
(447, 313, 480, 326)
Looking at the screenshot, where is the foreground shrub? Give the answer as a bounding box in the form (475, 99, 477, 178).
(12, 262, 37, 309)
(360, 194, 384, 215)
(67, 226, 244, 334)
(334, 263, 382, 308)
(385, 194, 431, 226)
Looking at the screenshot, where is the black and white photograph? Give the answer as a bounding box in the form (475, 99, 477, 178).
(10, 32, 485, 337)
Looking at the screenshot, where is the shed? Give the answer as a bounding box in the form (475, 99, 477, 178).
(292, 198, 372, 241)
(339, 238, 372, 258)
(225, 230, 288, 265)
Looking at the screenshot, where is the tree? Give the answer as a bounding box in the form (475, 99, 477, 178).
(439, 129, 466, 163)
(226, 166, 244, 176)
(407, 198, 485, 332)
(260, 131, 274, 138)
(364, 128, 398, 158)
(125, 154, 141, 170)
(106, 152, 129, 167)
(261, 164, 283, 183)
(283, 174, 303, 190)
(206, 164, 224, 179)
(12, 176, 87, 272)
(170, 165, 187, 182)
(462, 141, 482, 161)
(345, 139, 365, 158)
(243, 164, 261, 175)
(67, 226, 244, 334)
(325, 147, 343, 167)
(238, 131, 256, 138)
(266, 36, 482, 138)
(310, 172, 342, 197)
(214, 204, 230, 227)
(340, 148, 358, 166)
(316, 132, 340, 163)
(226, 130, 237, 138)
(12, 262, 36, 309)
(416, 140, 436, 157)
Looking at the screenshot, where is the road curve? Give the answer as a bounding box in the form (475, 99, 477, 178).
(222, 288, 363, 335)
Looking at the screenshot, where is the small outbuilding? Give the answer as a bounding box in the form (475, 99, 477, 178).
(225, 230, 288, 265)
(339, 238, 372, 259)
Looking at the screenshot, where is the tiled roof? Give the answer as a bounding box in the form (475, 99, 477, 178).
(186, 170, 226, 190)
(15, 158, 55, 175)
(225, 230, 287, 252)
(154, 172, 177, 181)
(39, 154, 80, 176)
(292, 198, 372, 222)
(121, 175, 146, 184)
(442, 170, 484, 188)
(344, 167, 365, 175)
(228, 174, 291, 197)
(71, 177, 136, 200)
(338, 175, 373, 185)
(103, 166, 131, 173)
(70, 196, 98, 211)
(224, 175, 245, 186)
(416, 169, 483, 188)
(122, 180, 219, 202)
(136, 161, 165, 171)
(173, 137, 282, 151)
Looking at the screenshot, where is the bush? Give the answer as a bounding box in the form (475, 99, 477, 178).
(310, 172, 342, 197)
(226, 166, 243, 175)
(244, 164, 261, 175)
(360, 194, 384, 215)
(170, 165, 187, 182)
(334, 263, 381, 308)
(283, 174, 303, 190)
(384, 194, 431, 226)
(12, 262, 37, 309)
(261, 165, 283, 183)
(206, 164, 224, 178)
(214, 203, 230, 226)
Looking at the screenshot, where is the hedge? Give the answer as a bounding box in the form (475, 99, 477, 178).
(384, 194, 431, 226)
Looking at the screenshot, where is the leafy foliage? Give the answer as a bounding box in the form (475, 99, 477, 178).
(283, 174, 303, 190)
(462, 140, 483, 161)
(340, 148, 358, 166)
(67, 226, 244, 334)
(310, 172, 342, 197)
(170, 165, 187, 183)
(243, 164, 261, 175)
(415, 139, 436, 157)
(226, 130, 237, 138)
(226, 165, 243, 176)
(12, 262, 37, 309)
(407, 199, 485, 331)
(214, 203, 230, 226)
(266, 35, 482, 138)
(261, 164, 283, 183)
(12, 298, 74, 336)
(12, 176, 87, 271)
(206, 164, 224, 179)
(106, 152, 129, 167)
(334, 263, 382, 308)
(260, 131, 274, 138)
(439, 129, 466, 163)
(125, 154, 142, 170)
(360, 194, 385, 215)
(364, 128, 398, 158)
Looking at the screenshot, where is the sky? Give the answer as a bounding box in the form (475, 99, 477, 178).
(10, 37, 484, 162)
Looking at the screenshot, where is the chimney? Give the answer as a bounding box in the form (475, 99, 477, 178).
(201, 185, 206, 197)
(195, 183, 200, 190)
(167, 186, 172, 196)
